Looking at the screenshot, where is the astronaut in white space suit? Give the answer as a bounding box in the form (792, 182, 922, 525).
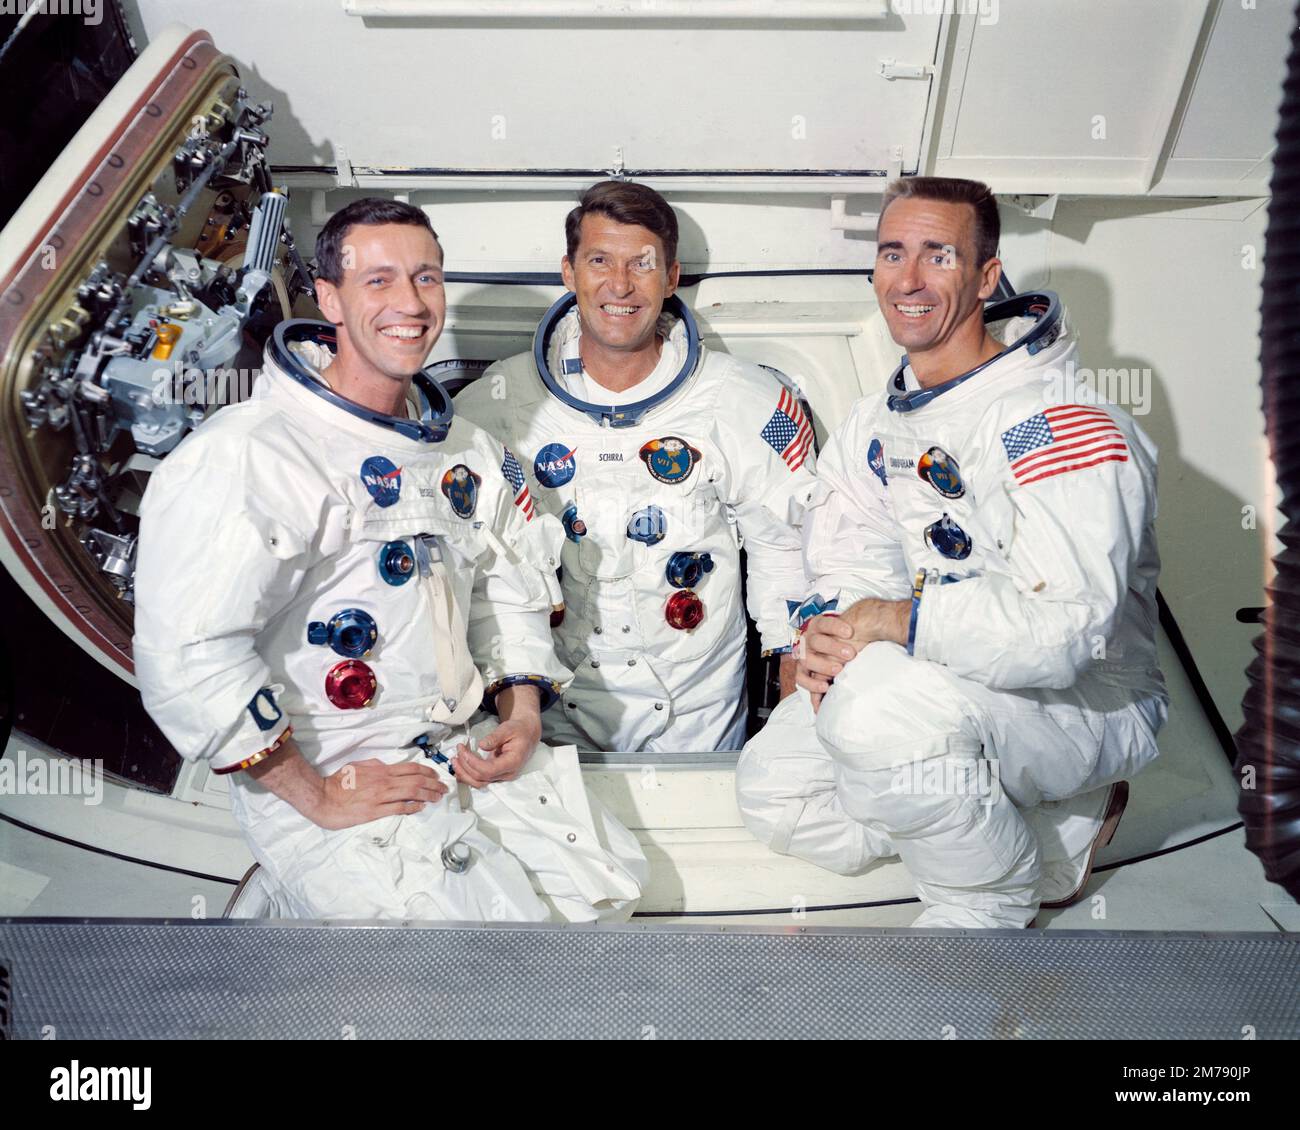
(133, 198, 646, 921)
(457, 180, 814, 754)
(737, 177, 1167, 928)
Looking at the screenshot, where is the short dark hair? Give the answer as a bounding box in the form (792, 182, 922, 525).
(880, 177, 1000, 267)
(565, 180, 679, 266)
(314, 197, 440, 284)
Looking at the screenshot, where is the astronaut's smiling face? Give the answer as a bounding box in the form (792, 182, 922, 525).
(562, 214, 680, 356)
(315, 222, 446, 384)
(873, 197, 1000, 359)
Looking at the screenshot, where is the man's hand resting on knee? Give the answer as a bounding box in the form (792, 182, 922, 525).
(796, 598, 911, 710)
(247, 737, 448, 830)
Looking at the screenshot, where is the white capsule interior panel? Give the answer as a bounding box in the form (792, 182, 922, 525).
(124, 0, 933, 177)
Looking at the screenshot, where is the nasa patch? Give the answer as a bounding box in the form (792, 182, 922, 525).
(640, 436, 701, 484)
(918, 445, 965, 499)
(867, 438, 888, 486)
(440, 463, 482, 519)
(534, 442, 577, 488)
(360, 455, 403, 508)
(923, 513, 973, 560)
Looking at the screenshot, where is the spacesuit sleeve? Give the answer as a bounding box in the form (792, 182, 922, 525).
(734, 510, 809, 654)
(716, 373, 821, 653)
(468, 443, 572, 712)
(910, 408, 1157, 690)
(802, 409, 913, 611)
(132, 455, 315, 772)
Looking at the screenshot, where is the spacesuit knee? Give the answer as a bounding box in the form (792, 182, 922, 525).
(815, 641, 975, 772)
(734, 693, 817, 851)
(735, 693, 892, 872)
(734, 751, 784, 850)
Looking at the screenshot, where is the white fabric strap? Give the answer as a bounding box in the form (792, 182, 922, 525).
(422, 557, 483, 725)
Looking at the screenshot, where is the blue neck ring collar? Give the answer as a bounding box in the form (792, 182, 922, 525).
(886, 290, 1064, 414)
(269, 319, 454, 443)
(531, 293, 702, 427)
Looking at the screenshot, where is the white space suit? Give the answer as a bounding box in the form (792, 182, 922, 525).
(737, 295, 1167, 927)
(455, 295, 814, 753)
(133, 320, 646, 921)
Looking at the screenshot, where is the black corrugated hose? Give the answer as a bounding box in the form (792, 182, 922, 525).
(1236, 3, 1300, 901)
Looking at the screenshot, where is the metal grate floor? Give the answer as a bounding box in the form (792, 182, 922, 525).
(0, 919, 1295, 1040)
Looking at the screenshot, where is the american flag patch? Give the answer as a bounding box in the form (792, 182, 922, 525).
(1001, 405, 1129, 486)
(501, 447, 535, 521)
(761, 387, 814, 471)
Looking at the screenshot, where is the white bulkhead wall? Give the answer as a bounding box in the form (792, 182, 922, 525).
(127, 0, 932, 176)
(123, 0, 1290, 728)
(1000, 196, 1272, 735)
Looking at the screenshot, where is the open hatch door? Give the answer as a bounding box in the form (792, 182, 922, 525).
(0, 24, 313, 680)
